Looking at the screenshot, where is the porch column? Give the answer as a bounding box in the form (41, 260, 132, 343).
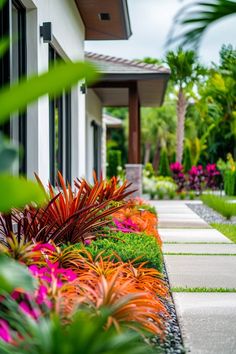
(126, 82, 142, 197)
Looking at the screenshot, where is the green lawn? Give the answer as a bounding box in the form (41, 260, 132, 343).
(211, 224, 236, 243)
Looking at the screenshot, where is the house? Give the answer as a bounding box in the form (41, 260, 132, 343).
(85, 52, 170, 194)
(0, 0, 169, 194)
(0, 0, 131, 185)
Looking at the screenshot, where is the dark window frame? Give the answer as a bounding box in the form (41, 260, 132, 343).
(0, 0, 27, 174)
(49, 45, 71, 185)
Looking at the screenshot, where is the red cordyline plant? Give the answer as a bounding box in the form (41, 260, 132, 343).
(0, 172, 134, 246)
(74, 172, 134, 204)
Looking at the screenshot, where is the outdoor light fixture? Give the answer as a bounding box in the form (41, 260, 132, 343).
(80, 83, 87, 94)
(99, 13, 111, 21)
(40, 22, 53, 43)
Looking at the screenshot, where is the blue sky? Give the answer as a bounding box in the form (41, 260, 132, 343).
(85, 0, 236, 65)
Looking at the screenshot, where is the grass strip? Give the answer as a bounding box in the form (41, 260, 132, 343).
(164, 253, 236, 256)
(172, 287, 236, 293)
(164, 242, 230, 244)
(211, 224, 236, 244)
(201, 194, 236, 219)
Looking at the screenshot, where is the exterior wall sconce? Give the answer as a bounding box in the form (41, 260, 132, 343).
(80, 83, 87, 94)
(40, 22, 53, 43)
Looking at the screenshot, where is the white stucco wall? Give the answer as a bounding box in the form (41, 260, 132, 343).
(86, 89, 102, 182)
(21, 0, 85, 184)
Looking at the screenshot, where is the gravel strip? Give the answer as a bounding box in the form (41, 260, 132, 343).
(186, 203, 236, 225)
(151, 265, 186, 353)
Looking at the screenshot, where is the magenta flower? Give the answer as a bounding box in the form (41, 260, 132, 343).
(19, 301, 40, 320)
(0, 320, 12, 343)
(84, 239, 91, 246)
(33, 243, 56, 252)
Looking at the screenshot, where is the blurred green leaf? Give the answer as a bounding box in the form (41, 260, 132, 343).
(0, 254, 37, 293)
(0, 174, 45, 212)
(0, 37, 10, 58)
(0, 61, 98, 124)
(0, 133, 18, 172)
(0, 0, 6, 8)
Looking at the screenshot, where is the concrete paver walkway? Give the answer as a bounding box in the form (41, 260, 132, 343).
(151, 200, 236, 353)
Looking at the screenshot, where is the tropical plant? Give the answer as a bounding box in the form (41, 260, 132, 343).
(74, 172, 133, 203)
(158, 148, 171, 176)
(167, 0, 236, 49)
(0, 303, 154, 354)
(183, 145, 192, 173)
(75, 269, 167, 336)
(188, 165, 205, 192)
(0, 172, 132, 246)
(170, 162, 186, 192)
(107, 150, 122, 178)
(166, 49, 204, 162)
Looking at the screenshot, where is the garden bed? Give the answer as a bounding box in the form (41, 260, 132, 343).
(0, 173, 185, 354)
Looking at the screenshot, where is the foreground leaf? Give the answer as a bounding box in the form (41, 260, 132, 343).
(0, 254, 37, 292)
(0, 61, 98, 124)
(0, 133, 18, 172)
(0, 174, 45, 212)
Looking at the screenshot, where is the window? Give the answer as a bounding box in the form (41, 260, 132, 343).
(0, 0, 27, 174)
(92, 121, 102, 177)
(49, 45, 71, 185)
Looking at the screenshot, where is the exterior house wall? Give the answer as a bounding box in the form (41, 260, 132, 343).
(86, 89, 102, 182)
(20, 0, 85, 184)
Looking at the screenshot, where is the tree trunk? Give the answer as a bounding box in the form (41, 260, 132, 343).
(144, 142, 151, 165)
(153, 140, 161, 172)
(176, 87, 187, 163)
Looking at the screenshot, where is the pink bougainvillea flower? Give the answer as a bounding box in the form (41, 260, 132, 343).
(84, 239, 91, 246)
(0, 320, 12, 343)
(33, 243, 56, 252)
(19, 301, 40, 320)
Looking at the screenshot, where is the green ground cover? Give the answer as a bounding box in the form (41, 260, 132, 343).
(211, 224, 236, 243)
(75, 231, 163, 272)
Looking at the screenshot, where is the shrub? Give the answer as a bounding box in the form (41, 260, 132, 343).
(205, 164, 220, 190)
(170, 162, 185, 192)
(156, 180, 177, 197)
(158, 149, 170, 177)
(183, 145, 192, 173)
(168, 190, 176, 199)
(201, 195, 236, 220)
(188, 165, 204, 192)
(189, 191, 196, 200)
(75, 231, 163, 272)
(179, 191, 186, 200)
(107, 150, 122, 178)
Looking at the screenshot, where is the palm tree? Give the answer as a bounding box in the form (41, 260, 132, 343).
(166, 48, 203, 162)
(167, 0, 236, 48)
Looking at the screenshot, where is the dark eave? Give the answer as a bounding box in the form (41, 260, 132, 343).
(75, 0, 132, 40)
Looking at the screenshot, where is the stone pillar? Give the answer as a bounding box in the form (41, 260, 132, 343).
(125, 164, 142, 198)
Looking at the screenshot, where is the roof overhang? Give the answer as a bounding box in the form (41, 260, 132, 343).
(91, 73, 170, 107)
(75, 0, 132, 40)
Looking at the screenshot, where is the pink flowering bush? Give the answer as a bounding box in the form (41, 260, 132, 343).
(170, 162, 186, 192)
(205, 163, 220, 189)
(188, 165, 205, 192)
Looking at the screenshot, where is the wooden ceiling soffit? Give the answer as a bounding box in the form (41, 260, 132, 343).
(75, 0, 132, 40)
